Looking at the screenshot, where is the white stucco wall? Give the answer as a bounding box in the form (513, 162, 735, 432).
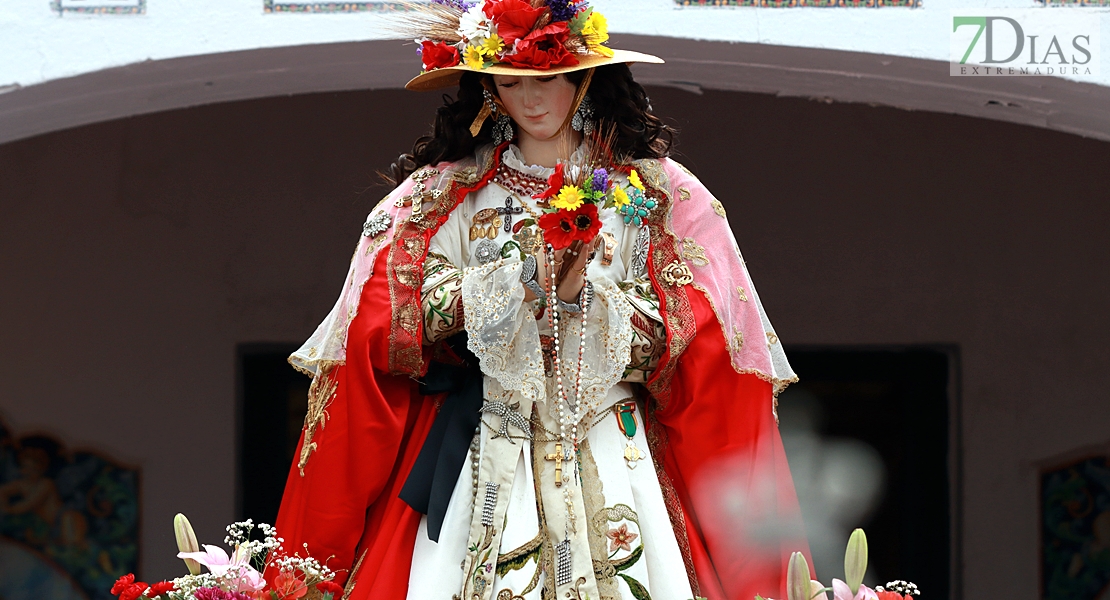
(2, 0, 1108, 92)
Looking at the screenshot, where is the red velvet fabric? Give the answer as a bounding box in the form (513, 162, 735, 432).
(653, 289, 810, 600)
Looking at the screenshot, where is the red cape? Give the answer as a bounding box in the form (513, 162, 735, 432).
(273, 152, 809, 600)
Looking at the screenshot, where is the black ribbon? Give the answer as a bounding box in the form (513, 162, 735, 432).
(399, 333, 484, 542)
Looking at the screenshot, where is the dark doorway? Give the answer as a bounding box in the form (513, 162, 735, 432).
(237, 344, 309, 528)
(778, 347, 956, 599)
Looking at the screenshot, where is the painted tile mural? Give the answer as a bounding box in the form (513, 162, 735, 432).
(0, 417, 140, 600)
(1041, 454, 1110, 600)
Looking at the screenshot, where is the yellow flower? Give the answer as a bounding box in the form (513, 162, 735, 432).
(482, 32, 504, 57)
(628, 169, 645, 191)
(551, 185, 585, 211)
(612, 186, 630, 207)
(581, 11, 608, 40)
(464, 45, 486, 69)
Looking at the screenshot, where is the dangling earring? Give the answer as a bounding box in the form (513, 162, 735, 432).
(571, 93, 595, 136)
(482, 88, 514, 144)
(493, 113, 514, 144)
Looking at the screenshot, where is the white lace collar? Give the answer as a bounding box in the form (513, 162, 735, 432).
(501, 143, 590, 179)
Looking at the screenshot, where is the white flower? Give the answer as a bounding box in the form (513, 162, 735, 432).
(457, 2, 490, 43)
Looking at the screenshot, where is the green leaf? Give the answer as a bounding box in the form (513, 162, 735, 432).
(618, 573, 652, 600)
(612, 543, 643, 572)
(496, 544, 541, 577)
(569, 7, 593, 35)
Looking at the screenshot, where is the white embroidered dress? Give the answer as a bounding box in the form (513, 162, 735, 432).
(405, 146, 694, 600)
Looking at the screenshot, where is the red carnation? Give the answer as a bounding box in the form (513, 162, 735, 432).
(316, 580, 344, 599)
(112, 574, 136, 596)
(146, 581, 176, 597)
(877, 593, 908, 600)
(483, 0, 545, 46)
(535, 162, 565, 201)
(538, 203, 602, 250)
(420, 40, 461, 71)
(120, 583, 149, 600)
(504, 22, 578, 70)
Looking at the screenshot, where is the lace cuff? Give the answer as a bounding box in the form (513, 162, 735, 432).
(617, 278, 666, 383)
(569, 277, 635, 408)
(462, 260, 546, 402)
(422, 252, 465, 346)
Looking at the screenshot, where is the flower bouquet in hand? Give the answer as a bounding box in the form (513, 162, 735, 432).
(109, 514, 343, 600)
(532, 137, 653, 286)
(758, 529, 922, 600)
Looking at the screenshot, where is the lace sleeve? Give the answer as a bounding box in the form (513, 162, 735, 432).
(617, 278, 667, 383)
(462, 260, 547, 402)
(422, 252, 465, 346)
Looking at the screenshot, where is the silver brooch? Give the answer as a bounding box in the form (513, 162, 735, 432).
(475, 239, 501, 265)
(630, 225, 650, 278)
(362, 211, 392, 238)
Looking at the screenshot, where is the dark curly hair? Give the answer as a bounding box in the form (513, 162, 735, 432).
(388, 64, 676, 186)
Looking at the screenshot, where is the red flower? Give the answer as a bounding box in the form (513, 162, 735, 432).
(120, 583, 149, 600)
(146, 581, 176, 597)
(274, 572, 307, 600)
(504, 22, 578, 70)
(483, 0, 545, 46)
(420, 40, 461, 71)
(535, 162, 565, 201)
(316, 581, 344, 599)
(538, 203, 602, 250)
(877, 593, 907, 600)
(112, 574, 136, 595)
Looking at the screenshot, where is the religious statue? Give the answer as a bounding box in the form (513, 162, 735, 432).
(273, 2, 808, 599)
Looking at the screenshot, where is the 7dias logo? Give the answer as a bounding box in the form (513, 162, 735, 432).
(950, 9, 1100, 77)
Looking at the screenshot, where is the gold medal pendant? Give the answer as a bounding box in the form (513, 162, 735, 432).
(614, 400, 646, 469)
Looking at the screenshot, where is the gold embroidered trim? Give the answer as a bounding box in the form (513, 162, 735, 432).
(578, 440, 619, 600)
(678, 187, 691, 201)
(730, 331, 744, 353)
(680, 238, 709, 268)
(388, 159, 495, 376)
(661, 260, 694, 287)
(737, 286, 748, 302)
(645, 404, 700, 597)
(767, 332, 779, 345)
(342, 549, 367, 600)
(640, 158, 696, 409)
(710, 197, 727, 218)
(298, 362, 340, 476)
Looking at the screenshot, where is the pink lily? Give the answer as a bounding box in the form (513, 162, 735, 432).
(832, 579, 878, 600)
(177, 545, 266, 592)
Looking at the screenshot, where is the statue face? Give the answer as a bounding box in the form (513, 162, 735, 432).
(492, 73, 578, 142)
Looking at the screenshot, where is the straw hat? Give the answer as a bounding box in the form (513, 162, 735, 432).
(396, 0, 664, 92)
(407, 48, 663, 91)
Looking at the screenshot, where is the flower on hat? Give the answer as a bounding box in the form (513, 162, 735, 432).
(578, 10, 613, 57)
(464, 45, 487, 70)
(420, 41, 461, 71)
(483, 0, 546, 47)
(504, 22, 579, 69)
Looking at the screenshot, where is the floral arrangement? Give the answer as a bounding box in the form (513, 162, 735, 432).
(108, 514, 343, 600)
(404, 0, 613, 73)
(760, 529, 922, 600)
(532, 160, 653, 250)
